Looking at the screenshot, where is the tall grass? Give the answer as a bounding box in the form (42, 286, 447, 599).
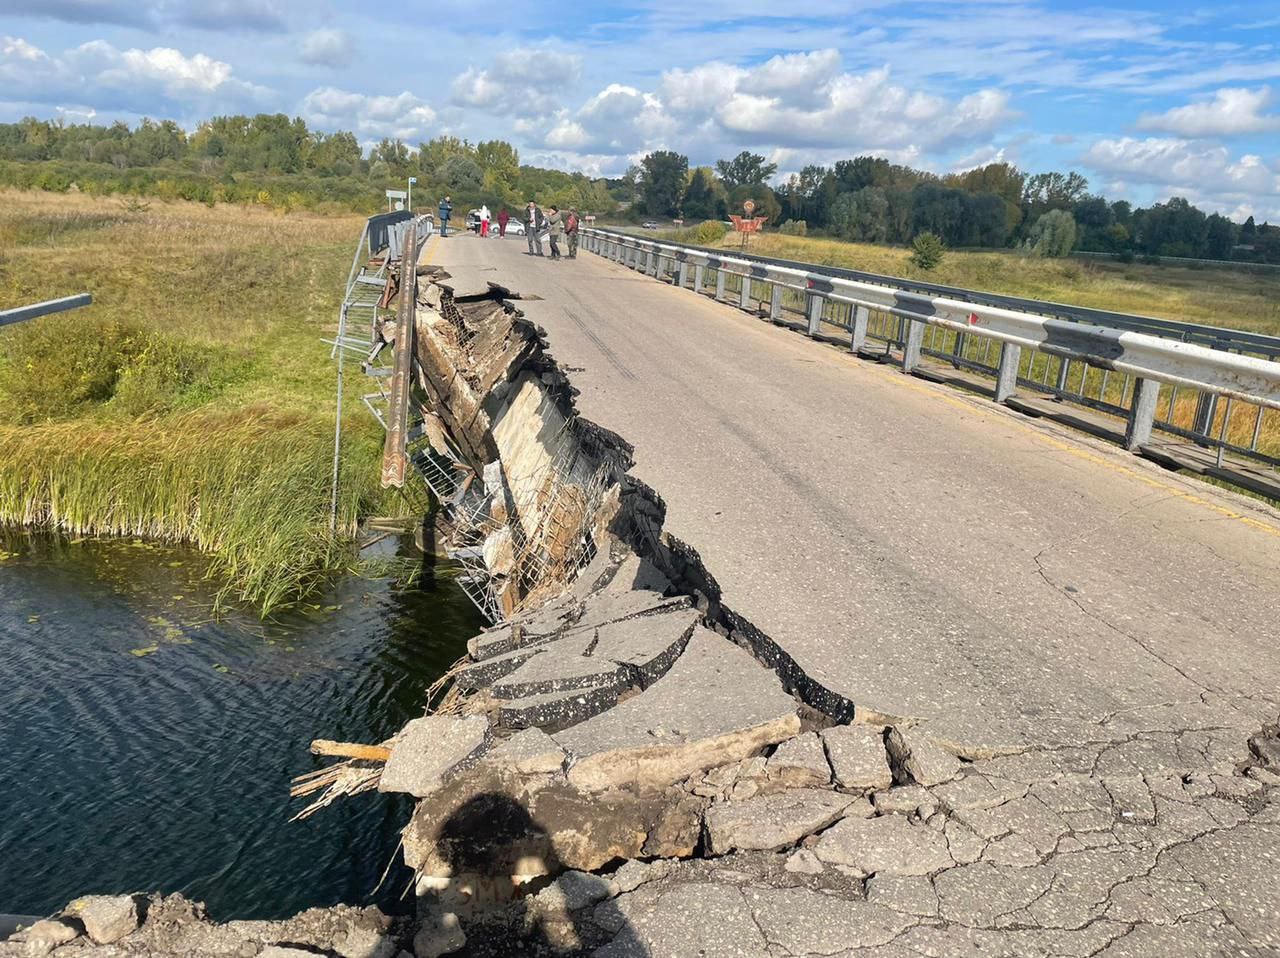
(0, 190, 386, 613)
(0, 410, 383, 612)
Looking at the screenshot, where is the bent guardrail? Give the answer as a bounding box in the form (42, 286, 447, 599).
(0, 293, 92, 329)
(581, 227, 1280, 471)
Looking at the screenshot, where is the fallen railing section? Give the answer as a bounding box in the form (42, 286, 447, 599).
(0, 293, 92, 329)
(582, 227, 1280, 488)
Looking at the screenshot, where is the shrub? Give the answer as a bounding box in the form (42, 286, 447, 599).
(910, 232, 946, 270)
(692, 220, 728, 245)
(779, 218, 808, 236)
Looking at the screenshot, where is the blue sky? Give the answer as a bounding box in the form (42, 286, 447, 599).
(2, 0, 1279, 218)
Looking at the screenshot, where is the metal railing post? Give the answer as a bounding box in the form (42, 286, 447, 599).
(851, 305, 870, 353)
(806, 292, 824, 337)
(770, 283, 784, 322)
(694, 264, 705, 292)
(995, 343, 1021, 402)
(1192, 392, 1217, 439)
(902, 320, 925, 372)
(715, 270, 726, 302)
(676, 261, 688, 289)
(1124, 377, 1160, 450)
(739, 277, 753, 311)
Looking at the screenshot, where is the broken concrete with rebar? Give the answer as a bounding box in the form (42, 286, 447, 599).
(307, 265, 1280, 956)
(8, 249, 1280, 958)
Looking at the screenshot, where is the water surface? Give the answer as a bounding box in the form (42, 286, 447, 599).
(0, 529, 482, 920)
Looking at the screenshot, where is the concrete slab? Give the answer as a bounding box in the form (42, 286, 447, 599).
(378, 716, 491, 798)
(554, 629, 800, 791)
(704, 788, 853, 854)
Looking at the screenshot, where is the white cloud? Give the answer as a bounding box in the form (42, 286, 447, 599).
(1081, 136, 1280, 219)
(0, 36, 265, 113)
(299, 28, 355, 68)
(712, 64, 1014, 151)
(451, 47, 581, 118)
(2, 36, 46, 61)
(300, 87, 436, 141)
(519, 55, 1015, 172)
(1136, 86, 1280, 137)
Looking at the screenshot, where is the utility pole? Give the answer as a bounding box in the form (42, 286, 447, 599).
(408, 176, 417, 212)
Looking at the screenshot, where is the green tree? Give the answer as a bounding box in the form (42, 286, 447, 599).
(714, 150, 777, 190)
(1204, 213, 1236, 260)
(950, 162, 1025, 236)
(681, 167, 725, 219)
(418, 136, 473, 175)
(439, 155, 484, 191)
(639, 150, 688, 217)
(830, 187, 888, 242)
(910, 232, 945, 269)
(1025, 209, 1077, 257)
(474, 139, 519, 187)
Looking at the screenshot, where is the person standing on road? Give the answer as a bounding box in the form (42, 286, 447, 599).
(438, 196, 453, 237)
(525, 202, 544, 256)
(479, 204, 490, 237)
(546, 206, 563, 260)
(565, 208, 580, 259)
(497, 207, 509, 238)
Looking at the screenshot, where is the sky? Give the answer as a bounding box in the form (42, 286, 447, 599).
(1, 0, 1279, 219)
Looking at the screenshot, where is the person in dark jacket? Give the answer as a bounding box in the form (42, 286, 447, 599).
(545, 207, 563, 260)
(525, 202, 544, 256)
(497, 207, 510, 237)
(438, 196, 452, 237)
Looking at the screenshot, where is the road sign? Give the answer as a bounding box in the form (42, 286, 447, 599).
(385, 190, 407, 200)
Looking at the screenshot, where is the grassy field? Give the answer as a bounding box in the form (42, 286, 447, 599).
(0, 190, 388, 612)
(711, 233, 1280, 337)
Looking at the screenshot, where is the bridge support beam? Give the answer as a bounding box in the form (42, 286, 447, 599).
(770, 284, 784, 322)
(995, 343, 1021, 402)
(902, 319, 925, 372)
(850, 306, 869, 353)
(806, 292, 824, 337)
(739, 277, 753, 311)
(676, 261, 688, 289)
(1125, 377, 1160, 451)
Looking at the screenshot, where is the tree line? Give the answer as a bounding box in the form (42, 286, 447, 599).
(629, 149, 1280, 265)
(0, 114, 621, 215)
(2, 114, 1277, 264)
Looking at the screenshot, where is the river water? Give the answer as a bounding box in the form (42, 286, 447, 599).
(0, 529, 483, 920)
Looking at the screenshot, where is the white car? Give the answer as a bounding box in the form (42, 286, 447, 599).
(497, 219, 526, 236)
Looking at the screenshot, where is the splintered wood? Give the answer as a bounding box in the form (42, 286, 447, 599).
(289, 738, 390, 821)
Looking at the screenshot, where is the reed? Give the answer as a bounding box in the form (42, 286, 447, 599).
(0, 190, 387, 613)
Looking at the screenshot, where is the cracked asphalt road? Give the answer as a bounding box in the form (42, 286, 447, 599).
(424, 234, 1280, 957)
(434, 233, 1279, 746)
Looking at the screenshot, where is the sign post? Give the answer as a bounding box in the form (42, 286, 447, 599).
(385, 189, 407, 212)
(728, 199, 769, 250)
(407, 176, 417, 212)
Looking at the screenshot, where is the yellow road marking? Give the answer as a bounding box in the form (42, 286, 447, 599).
(420, 231, 441, 265)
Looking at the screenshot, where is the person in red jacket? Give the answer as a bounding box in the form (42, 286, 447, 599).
(497, 207, 510, 237)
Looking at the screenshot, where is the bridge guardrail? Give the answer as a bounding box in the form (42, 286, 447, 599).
(581, 227, 1280, 472)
